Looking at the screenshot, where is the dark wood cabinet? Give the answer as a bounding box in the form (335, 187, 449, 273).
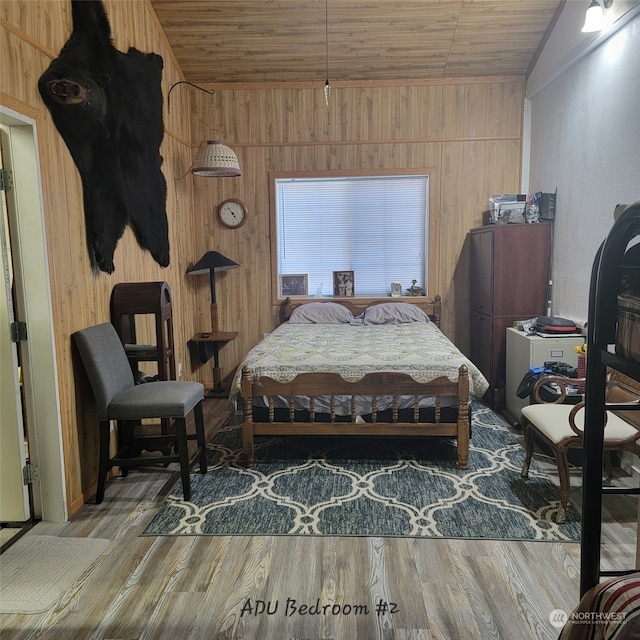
(469, 223, 552, 407)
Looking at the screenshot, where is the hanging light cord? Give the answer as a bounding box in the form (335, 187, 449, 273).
(324, 0, 331, 106)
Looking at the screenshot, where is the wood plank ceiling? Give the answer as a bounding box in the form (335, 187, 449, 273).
(150, 0, 564, 85)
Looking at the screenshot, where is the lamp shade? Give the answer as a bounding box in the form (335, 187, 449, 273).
(191, 140, 241, 177)
(582, 0, 604, 32)
(187, 251, 240, 276)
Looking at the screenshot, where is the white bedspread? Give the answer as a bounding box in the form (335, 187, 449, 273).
(230, 321, 489, 413)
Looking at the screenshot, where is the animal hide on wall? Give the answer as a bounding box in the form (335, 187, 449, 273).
(38, 0, 169, 274)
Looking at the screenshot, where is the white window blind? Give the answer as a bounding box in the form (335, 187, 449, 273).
(276, 174, 428, 296)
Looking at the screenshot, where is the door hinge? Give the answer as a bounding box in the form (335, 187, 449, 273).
(10, 321, 27, 342)
(23, 463, 39, 485)
(0, 168, 13, 191)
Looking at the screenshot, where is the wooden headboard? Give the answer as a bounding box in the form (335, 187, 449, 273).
(279, 295, 442, 326)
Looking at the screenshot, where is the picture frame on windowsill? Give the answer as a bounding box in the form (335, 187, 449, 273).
(333, 271, 355, 297)
(279, 274, 308, 297)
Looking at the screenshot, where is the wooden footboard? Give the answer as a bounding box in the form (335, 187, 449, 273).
(240, 364, 470, 468)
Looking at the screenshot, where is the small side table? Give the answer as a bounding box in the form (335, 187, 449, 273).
(189, 331, 238, 395)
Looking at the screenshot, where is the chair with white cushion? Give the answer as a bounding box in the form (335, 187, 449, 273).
(73, 322, 208, 503)
(520, 371, 640, 523)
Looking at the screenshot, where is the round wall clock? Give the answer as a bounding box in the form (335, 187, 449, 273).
(217, 198, 247, 229)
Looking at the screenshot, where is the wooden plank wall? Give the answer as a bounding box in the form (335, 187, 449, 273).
(191, 79, 524, 373)
(0, 0, 200, 515)
(1, 0, 523, 517)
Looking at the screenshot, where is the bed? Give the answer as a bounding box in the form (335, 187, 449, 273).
(230, 297, 489, 469)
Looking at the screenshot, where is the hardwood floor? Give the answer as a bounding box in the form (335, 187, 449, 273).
(1, 399, 637, 640)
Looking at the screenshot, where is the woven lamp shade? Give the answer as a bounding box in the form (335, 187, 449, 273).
(191, 140, 241, 177)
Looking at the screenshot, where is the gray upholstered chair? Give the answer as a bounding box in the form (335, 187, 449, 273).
(73, 322, 207, 503)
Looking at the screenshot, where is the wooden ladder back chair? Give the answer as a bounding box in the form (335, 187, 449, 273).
(520, 370, 640, 523)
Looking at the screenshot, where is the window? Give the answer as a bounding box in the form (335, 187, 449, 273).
(273, 172, 429, 297)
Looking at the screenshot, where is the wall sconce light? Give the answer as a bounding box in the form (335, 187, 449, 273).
(582, 0, 613, 33)
(167, 81, 241, 178)
(187, 251, 240, 334)
(187, 251, 240, 394)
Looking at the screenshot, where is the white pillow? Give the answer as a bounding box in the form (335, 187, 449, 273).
(363, 303, 431, 325)
(288, 302, 354, 324)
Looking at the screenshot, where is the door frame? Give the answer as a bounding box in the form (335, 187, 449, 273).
(1, 105, 67, 523)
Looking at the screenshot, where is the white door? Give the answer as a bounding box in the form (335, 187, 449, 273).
(0, 132, 30, 522)
(0, 107, 67, 524)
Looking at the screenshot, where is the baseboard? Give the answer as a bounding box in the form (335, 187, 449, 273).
(619, 451, 640, 479)
(499, 408, 521, 429)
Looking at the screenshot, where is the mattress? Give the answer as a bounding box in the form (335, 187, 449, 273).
(230, 321, 489, 415)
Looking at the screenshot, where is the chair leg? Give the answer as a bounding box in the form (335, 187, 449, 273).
(96, 420, 111, 504)
(555, 450, 571, 524)
(521, 420, 534, 479)
(194, 401, 208, 474)
(604, 450, 614, 480)
(175, 417, 191, 501)
(117, 420, 134, 477)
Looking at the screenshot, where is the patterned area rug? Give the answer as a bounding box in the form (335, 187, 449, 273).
(143, 402, 581, 540)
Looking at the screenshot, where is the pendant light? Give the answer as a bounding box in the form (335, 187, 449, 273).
(167, 81, 241, 178)
(191, 141, 241, 177)
(324, 0, 331, 106)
